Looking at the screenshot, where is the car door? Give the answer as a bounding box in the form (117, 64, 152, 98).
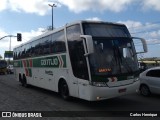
(146, 69, 160, 94)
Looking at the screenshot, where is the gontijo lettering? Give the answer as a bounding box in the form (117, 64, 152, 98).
(41, 58, 58, 66)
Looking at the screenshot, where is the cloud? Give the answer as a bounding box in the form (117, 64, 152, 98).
(118, 20, 143, 30)
(58, 0, 160, 13)
(86, 17, 102, 21)
(18, 28, 45, 42)
(58, 0, 135, 13)
(0, 0, 51, 15)
(143, 0, 160, 11)
(0, 0, 160, 15)
(118, 20, 160, 44)
(149, 30, 160, 38)
(0, 0, 8, 12)
(10, 0, 51, 15)
(0, 29, 8, 38)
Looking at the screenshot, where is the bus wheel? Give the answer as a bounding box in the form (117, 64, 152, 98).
(22, 75, 28, 88)
(140, 85, 150, 96)
(19, 74, 22, 83)
(60, 80, 70, 100)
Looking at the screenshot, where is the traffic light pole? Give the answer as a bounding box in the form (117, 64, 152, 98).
(0, 34, 21, 42)
(0, 35, 17, 61)
(0, 35, 17, 41)
(0, 35, 17, 51)
(0, 34, 21, 61)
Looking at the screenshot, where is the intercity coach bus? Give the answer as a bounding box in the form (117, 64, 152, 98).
(13, 20, 147, 101)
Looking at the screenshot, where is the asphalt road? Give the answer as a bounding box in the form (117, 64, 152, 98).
(0, 74, 160, 120)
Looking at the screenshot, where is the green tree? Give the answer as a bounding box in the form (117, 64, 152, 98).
(0, 55, 2, 60)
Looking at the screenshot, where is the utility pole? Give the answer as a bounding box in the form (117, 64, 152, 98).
(0, 35, 17, 51)
(48, 3, 57, 30)
(0, 34, 21, 60)
(9, 36, 11, 51)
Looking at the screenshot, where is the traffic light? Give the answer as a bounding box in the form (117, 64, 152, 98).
(17, 33, 22, 41)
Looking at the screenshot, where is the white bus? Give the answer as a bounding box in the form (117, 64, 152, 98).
(13, 20, 147, 101)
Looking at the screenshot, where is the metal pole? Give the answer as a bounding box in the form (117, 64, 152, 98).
(9, 36, 11, 51)
(0, 35, 17, 41)
(0, 35, 16, 60)
(48, 4, 57, 30)
(52, 6, 53, 30)
(8, 36, 11, 63)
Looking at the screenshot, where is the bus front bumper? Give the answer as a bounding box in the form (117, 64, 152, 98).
(88, 80, 140, 101)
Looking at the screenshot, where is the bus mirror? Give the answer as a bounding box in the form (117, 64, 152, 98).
(132, 37, 148, 54)
(80, 35, 94, 56)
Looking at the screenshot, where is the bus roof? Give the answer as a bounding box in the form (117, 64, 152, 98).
(13, 20, 126, 49)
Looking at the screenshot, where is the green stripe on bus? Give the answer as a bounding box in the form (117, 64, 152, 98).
(33, 55, 66, 68)
(28, 68, 32, 77)
(14, 55, 66, 68)
(13, 60, 22, 67)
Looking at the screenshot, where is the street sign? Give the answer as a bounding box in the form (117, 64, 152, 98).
(4, 51, 13, 58)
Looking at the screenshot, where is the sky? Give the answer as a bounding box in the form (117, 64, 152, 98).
(0, 0, 160, 59)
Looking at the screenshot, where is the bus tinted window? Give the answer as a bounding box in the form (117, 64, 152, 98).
(51, 30, 66, 53)
(83, 23, 130, 37)
(67, 24, 89, 80)
(14, 30, 66, 60)
(41, 36, 51, 55)
(67, 24, 81, 41)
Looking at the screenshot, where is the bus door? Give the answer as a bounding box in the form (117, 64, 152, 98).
(68, 40, 89, 98)
(67, 25, 89, 98)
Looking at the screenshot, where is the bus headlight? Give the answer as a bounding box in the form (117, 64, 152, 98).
(91, 82, 108, 87)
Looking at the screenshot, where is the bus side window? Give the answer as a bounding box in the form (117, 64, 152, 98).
(51, 30, 66, 54)
(67, 24, 89, 80)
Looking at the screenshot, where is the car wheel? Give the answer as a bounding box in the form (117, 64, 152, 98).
(140, 85, 150, 96)
(60, 80, 70, 100)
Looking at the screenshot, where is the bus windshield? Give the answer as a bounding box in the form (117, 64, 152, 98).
(83, 23, 139, 78)
(83, 23, 130, 37)
(89, 37, 139, 77)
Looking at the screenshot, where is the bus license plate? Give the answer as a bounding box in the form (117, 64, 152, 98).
(118, 88, 126, 93)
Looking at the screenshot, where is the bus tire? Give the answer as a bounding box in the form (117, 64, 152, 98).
(22, 75, 28, 88)
(19, 74, 23, 84)
(140, 84, 150, 96)
(59, 80, 70, 100)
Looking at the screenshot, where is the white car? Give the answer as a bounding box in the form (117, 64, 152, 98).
(139, 67, 160, 96)
(7, 65, 14, 74)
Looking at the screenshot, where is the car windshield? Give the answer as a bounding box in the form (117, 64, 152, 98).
(8, 65, 13, 69)
(89, 37, 139, 76)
